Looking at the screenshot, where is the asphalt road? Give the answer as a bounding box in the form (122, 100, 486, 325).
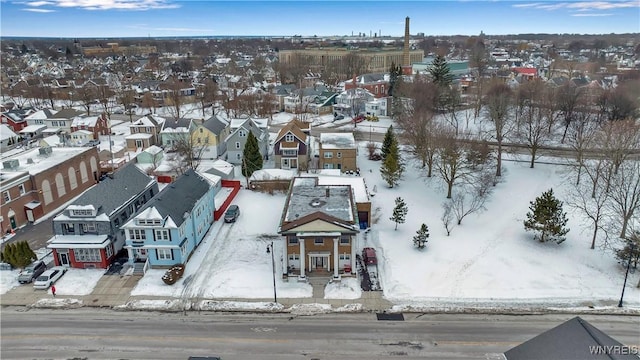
(1, 309, 638, 360)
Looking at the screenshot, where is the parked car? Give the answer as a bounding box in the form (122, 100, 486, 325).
(224, 205, 240, 223)
(33, 266, 67, 290)
(353, 114, 365, 123)
(85, 139, 100, 147)
(18, 260, 47, 284)
(333, 114, 345, 121)
(362, 247, 378, 265)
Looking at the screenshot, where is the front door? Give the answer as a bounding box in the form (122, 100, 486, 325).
(9, 216, 16, 229)
(314, 256, 326, 270)
(136, 248, 148, 261)
(26, 209, 34, 222)
(58, 252, 70, 266)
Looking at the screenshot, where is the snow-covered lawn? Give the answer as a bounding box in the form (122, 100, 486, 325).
(0, 270, 21, 295)
(356, 143, 640, 308)
(53, 269, 105, 296)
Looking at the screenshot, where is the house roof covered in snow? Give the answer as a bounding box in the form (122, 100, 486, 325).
(320, 132, 356, 149)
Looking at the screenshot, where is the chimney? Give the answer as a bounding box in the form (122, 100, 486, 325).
(325, 187, 330, 198)
(402, 16, 413, 75)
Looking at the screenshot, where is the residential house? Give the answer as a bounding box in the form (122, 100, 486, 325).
(343, 73, 389, 98)
(0, 124, 18, 151)
(318, 133, 357, 173)
(160, 118, 194, 149)
(42, 108, 84, 139)
(273, 119, 311, 171)
(333, 88, 375, 116)
(1, 108, 33, 132)
(203, 159, 235, 180)
(224, 118, 269, 164)
(125, 115, 166, 151)
(68, 129, 94, 146)
(136, 145, 164, 168)
(18, 124, 48, 142)
(1, 146, 100, 234)
(272, 84, 296, 112)
(192, 114, 230, 160)
(123, 169, 216, 268)
(70, 113, 110, 140)
(39, 134, 63, 148)
(47, 164, 159, 269)
(24, 108, 58, 126)
(277, 177, 360, 279)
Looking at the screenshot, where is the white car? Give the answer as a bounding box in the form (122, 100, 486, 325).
(33, 266, 67, 290)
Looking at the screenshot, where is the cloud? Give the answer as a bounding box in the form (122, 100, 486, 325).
(512, 1, 639, 11)
(571, 13, 614, 16)
(17, 0, 180, 11)
(22, 6, 55, 11)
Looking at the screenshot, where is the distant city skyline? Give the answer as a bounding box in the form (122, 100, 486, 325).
(1, 0, 639, 38)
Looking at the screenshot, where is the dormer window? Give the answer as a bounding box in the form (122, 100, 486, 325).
(137, 219, 163, 226)
(285, 134, 294, 142)
(239, 130, 247, 137)
(70, 209, 95, 217)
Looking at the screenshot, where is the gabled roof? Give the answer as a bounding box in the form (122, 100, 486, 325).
(201, 114, 229, 135)
(504, 316, 637, 360)
(161, 117, 192, 131)
(275, 120, 307, 144)
(69, 164, 155, 218)
(53, 108, 84, 119)
(71, 115, 101, 127)
(132, 115, 166, 128)
(134, 169, 212, 227)
(0, 124, 17, 140)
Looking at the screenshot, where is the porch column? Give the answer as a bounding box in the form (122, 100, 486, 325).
(350, 236, 356, 275)
(282, 239, 288, 276)
(126, 247, 134, 264)
(333, 237, 339, 278)
(299, 238, 306, 279)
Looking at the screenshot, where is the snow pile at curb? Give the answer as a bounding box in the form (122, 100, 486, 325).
(333, 303, 364, 312)
(289, 303, 332, 315)
(390, 302, 640, 315)
(31, 298, 83, 309)
(115, 299, 189, 311)
(197, 300, 284, 312)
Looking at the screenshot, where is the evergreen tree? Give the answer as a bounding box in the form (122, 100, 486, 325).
(428, 54, 454, 88)
(381, 125, 396, 160)
(390, 197, 408, 230)
(380, 148, 404, 188)
(4, 243, 16, 267)
(388, 62, 403, 97)
(615, 231, 639, 270)
(413, 223, 430, 249)
(524, 188, 570, 244)
(241, 131, 263, 181)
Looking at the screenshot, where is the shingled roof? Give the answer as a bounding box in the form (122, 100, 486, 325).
(71, 164, 155, 217)
(504, 316, 638, 360)
(135, 169, 212, 227)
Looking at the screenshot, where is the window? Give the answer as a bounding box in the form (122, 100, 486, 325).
(324, 152, 333, 158)
(157, 248, 173, 260)
(155, 229, 170, 241)
(105, 244, 113, 258)
(2, 191, 10, 202)
(236, 153, 241, 159)
(199, 128, 203, 133)
(340, 235, 350, 245)
(337, 152, 342, 158)
(64, 223, 75, 234)
(18, 184, 26, 196)
(74, 248, 101, 262)
(339, 254, 351, 261)
(288, 236, 298, 245)
(72, 209, 93, 217)
(288, 254, 300, 261)
(285, 134, 294, 142)
(82, 223, 97, 233)
(314, 237, 324, 245)
(197, 138, 201, 144)
(239, 130, 246, 137)
(282, 149, 297, 156)
(235, 141, 240, 149)
(128, 229, 146, 240)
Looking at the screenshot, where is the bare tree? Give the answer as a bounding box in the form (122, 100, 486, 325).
(195, 78, 219, 118)
(163, 77, 185, 120)
(565, 111, 598, 185)
(517, 80, 552, 168)
(483, 81, 514, 177)
(170, 132, 207, 171)
(557, 83, 584, 143)
(469, 42, 488, 119)
(606, 160, 640, 239)
(76, 83, 98, 116)
(449, 170, 495, 225)
(441, 201, 454, 236)
(435, 130, 481, 199)
(567, 170, 610, 249)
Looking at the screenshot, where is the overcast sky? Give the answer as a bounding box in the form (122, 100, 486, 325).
(1, 0, 639, 38)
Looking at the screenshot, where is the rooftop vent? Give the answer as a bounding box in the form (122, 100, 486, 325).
(27, 158, 34, 164)
(39, 146, 52, 156)
(309, 198, 326, 208)
(2, 159, 19, 170)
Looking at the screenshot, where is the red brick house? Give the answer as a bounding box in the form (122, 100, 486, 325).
(344, 73, 389, 99)
(70, 113, 110, 140)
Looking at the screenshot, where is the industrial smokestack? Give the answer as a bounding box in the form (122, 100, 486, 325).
(402, 17, 412, 75)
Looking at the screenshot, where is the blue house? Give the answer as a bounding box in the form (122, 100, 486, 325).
(122, 169, 216, 268)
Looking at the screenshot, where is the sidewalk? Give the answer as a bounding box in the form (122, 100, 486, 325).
(0, 274, 393, 312)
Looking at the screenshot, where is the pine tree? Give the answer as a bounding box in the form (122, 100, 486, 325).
(390, 197, 408, 230)
(388, 62, 403, 97)
(380, 129, 404, 188)
(381, 125, 395, 160)
(428, 54, 454, 88)
(241, 131, 263, 180)
(524, 188, 570, 244)
(413, 223, 430, 249)
(4, 243, 16, 267)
